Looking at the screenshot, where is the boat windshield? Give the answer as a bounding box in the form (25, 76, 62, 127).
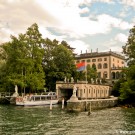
(29, 95, 57, 101)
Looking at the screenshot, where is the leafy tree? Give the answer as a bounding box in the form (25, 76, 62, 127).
(123, 25, 135, 66)
(87, 65, 97, 83)
(119, 79, 135, 103)
(111, 78, 125, 97)
(1, 23, 45, 93)
(73, 64, 97, 83)
(43, 39, 76, 91)
(120, 25, 135, 103)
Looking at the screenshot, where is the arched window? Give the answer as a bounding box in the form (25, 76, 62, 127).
(111, 72, 115, 79)
(103, 63, 108, 68)
(116, 72, 120, 79)
(98, 63, 102, 69)
(92, 63, 96, 69)
(103, 71, 108, 78)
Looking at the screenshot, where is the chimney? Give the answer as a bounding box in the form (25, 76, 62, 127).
(86, 50, 87, 53)
(97, 48, 98, 53)
(91, 49, 92, 53)
(81, 50, 82, 54)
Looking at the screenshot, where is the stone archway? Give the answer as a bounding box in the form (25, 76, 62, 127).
(111, 72, 115, 79)
(116, 72, 120, 79)
(58, 87, 73, 101)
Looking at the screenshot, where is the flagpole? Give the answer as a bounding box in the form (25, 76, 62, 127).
(85, 62, 87, 85)
(85, 62, 88, 100)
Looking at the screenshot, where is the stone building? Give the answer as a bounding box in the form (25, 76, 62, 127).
(56, 81, 111, 101)
(56, 50, 125, 101)
(75, 50, 125, 81)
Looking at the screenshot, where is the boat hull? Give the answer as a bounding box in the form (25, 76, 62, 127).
(16, 100, 58, 106)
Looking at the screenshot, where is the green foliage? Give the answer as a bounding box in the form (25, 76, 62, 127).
(43, 40, 76, 90)
(0, 23, 82, 93)
(119, 80, 135, 103)
(73, 64, 97, 83)
(87, 65, 97, 82)
(0, 23, 45, 92)
(123, 25, 135, 66)
(120, 25, 135, 103)
(111, 78, 125, 97)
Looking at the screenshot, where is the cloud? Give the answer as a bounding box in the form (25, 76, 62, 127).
(121, 0, 135, 9)
(0, 0, 133, 45)
(39, 26, 67, 41)
(36, 0, 128, 38)
(0, 0, 133, 55)
(97, 14, 133, 30)
(109, 46, 123, 52)
(80, 0, 114, 6)
(80, 7, 89, 14)
(115, 33, 128, 43)
(68, 40, 90, 54)
(0, 0, 60, 43)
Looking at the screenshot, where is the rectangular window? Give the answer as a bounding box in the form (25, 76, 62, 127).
(104, 58, 107, 61)
(81, 60, 85, 62)
(98, 58, 102, 62)
(87, 59, 90, 62)
(92, 59, 96, 62)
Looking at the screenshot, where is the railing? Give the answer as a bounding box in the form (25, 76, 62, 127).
(0, 92, 12, 98)
(111, 67, 124, 70)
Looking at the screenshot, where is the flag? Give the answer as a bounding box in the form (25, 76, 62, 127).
(76, 62, 86, 71)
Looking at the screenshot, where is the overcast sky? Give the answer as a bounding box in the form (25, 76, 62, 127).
(0, 0, 135, 54)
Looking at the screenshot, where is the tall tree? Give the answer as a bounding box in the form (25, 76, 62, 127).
(87, 65, 97, 83)
(1, 23, 45, 93)
(119, 25, 135, 103)
(43, 40, 76, 91)
(123, 25, 135, 66)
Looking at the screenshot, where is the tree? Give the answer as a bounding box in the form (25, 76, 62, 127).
(87, 65, 97, 83)
(43, 40, 76, 91)
(123, 25, 135, 66)
(1, 23, 45, 93)
(119, 25, 135, 103)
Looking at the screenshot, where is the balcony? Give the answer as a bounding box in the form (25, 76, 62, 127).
(111, 67, 124, 70)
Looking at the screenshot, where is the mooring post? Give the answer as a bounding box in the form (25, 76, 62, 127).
(90, 101, 91, 113)
(88, 101, 91, 115)
(50, 99, 52, 110)
(62, 98, 64, 109)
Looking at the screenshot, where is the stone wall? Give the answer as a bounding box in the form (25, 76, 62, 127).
(56, 82, 112, 101)
(67, 97, 118, 112)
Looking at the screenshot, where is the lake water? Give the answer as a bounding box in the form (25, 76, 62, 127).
(0, 105, 135, 135)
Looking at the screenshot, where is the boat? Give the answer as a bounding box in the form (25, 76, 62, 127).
(15, 92, 58, 106)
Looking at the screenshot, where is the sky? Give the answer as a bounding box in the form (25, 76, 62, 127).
(0, 0, 135, 54)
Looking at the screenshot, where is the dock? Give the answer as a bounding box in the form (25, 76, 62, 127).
(67, 97, 118, 112)
(0, 92, 12, 104)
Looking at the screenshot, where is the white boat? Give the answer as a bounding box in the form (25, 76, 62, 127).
(16, 92, 58, 106)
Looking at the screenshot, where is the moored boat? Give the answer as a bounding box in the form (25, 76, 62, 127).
(16, 92, 58, 106)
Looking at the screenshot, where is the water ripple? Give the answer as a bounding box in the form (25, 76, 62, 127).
(0, 105, 135, 135)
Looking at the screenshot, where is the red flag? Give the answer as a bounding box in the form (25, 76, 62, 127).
(76, 62, 85, 71)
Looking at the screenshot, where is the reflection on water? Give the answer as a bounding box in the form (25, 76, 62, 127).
(0, 105, 135, 135)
